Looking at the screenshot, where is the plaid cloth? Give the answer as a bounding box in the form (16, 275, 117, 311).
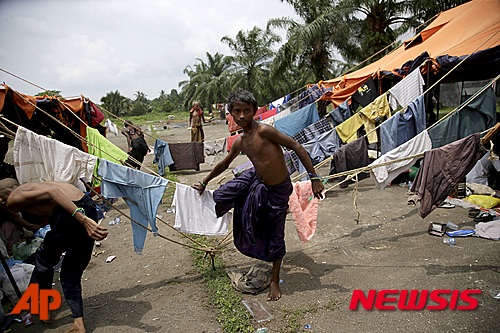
(292, 118, 332, 144)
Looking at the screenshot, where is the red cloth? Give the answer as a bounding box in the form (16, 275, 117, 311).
(254, 105, 268, 117)
(225, 133, 241, 152)
(259, 108, 277, 120)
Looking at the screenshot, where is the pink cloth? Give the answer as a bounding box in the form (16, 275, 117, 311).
(288, 181, 319, 243)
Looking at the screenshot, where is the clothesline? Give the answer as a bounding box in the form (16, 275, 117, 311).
(3, 89, 146, 173)
(0, 89, 226, 255)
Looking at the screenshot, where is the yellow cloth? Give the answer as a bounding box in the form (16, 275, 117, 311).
(359, 94, 391, 144)
(335, 113, 363, 143)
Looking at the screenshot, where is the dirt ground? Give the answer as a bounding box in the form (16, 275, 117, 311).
(6, 120, 500, 333)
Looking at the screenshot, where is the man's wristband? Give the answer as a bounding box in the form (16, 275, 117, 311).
(72, 207, 85, 217)
(200, 180, 207, 187)
(307, 172, 321, 180)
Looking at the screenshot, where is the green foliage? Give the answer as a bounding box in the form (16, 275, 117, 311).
(192, 239, 254, 333)
(100, 90, 131, 116)
(94, 1, 468, 114)
(35, 90, 62, 98)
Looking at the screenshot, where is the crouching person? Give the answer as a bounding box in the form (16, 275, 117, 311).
(0, 179, 108, 333)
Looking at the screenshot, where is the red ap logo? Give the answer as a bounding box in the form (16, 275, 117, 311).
(11, 283, 62, 320)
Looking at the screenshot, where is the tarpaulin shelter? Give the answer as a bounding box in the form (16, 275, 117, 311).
(0, 84, 105, 161)
(320, 0, 500, 108)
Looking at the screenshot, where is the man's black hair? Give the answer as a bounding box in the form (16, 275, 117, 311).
(227, 88, 258, 113)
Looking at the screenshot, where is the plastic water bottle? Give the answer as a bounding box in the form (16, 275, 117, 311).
(443, 237, 456, 246)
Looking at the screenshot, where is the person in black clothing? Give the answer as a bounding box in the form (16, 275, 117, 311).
(0, 179, 108, 333)
(121, 121, 149, 169)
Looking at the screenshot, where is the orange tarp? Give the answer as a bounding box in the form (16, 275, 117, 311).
(321, 0, 500, 107)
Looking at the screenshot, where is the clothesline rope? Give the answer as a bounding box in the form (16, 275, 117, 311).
(4, 88, 146, 172)
(0, 88, 226, 254)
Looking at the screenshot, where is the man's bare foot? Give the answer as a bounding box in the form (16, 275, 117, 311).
(65, 317, 86, 333)
(267, 281, 282, 301)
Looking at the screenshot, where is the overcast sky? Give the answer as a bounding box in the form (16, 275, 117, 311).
(0, 0, 300, 103)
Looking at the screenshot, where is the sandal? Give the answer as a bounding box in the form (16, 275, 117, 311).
(473, 211, 496, 222)
(468, 208, 481, 218)
(438, 202, 455, 209)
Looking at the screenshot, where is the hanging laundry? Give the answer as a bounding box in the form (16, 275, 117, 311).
(168, 142, 205, 171)
(329, 99, 352, 127)
(13, 126, 97, 191)
(259, 108, 277, 121)
(288, 181, 319, 243)
(335, 113, 363, 143)
(371, 130, 432, 190)
(262, 107, 292, 126)
(153, 139, 174, 176)
(98, 160, 168, 254)
(298, 85, 329, 109)
(380, 95, 426, 154)
(292, 117, 332, 145)
(428, 86, 497, 148)
(172, 183, 231, 236)
(358, 93, 391, 144)
(388, 69, 425, 110)
(86, 127, 129, 164)
(379, 112, 400, 155)
(302, 129, 342, 165)
(351, 77, 378, 109)
(329, 136, 370, 181)
(269, 97, 285, 110)
(411, 133, 486, 218)
(105, 119, 119, 136)
(275, 103, 320, 137)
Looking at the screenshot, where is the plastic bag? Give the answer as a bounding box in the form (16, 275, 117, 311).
(1, 263, 35, 303)
(465, 194, 500, 209)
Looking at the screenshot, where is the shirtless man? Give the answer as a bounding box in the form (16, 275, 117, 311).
(189, 101, 209, 142)
(0, 179, 108, 333)
(193, 88, 324, 301)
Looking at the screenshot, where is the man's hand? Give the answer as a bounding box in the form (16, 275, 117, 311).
(311, 179, 325, 200)
(192, 181, 206, 195)
(81, 217, 108, 241)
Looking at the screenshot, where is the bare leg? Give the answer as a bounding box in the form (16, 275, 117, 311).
(65, 317, 86, 333)
(267, 258, 282, 301)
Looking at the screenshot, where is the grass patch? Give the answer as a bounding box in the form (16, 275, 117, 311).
(278, 299, 339, 333)
(281, 304, 319, 332)
(191, 237, 254, 333)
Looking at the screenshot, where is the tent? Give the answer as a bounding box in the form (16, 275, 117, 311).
(320, 0, 500, 107)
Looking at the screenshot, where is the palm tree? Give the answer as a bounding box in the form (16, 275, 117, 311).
(179, 52, 233, 109)
(221, 26, 281, 102)
(100, 90, 131, 116)
(267, 0, 339, 84)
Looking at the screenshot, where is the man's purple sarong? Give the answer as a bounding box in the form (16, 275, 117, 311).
(213, 169, 293, 262)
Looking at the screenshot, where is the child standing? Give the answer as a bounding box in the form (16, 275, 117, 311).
(193, 88, 324, 301)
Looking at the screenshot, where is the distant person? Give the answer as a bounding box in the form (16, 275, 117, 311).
(189, 101, 210, 142)
(192, 88, 324, 301)
(0, 179, 108, 333)
(121, 121, 149, 169)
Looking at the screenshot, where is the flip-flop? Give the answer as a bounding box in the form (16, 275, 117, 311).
(468, 208, 481, 218)
(438, 202, 455, 209)
(473, 211, 496, 222)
